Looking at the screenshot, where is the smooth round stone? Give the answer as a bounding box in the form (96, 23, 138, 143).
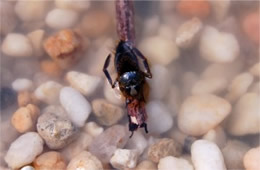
(243, 147, 260, 170)
(55, 0, 90, 12)
(84, 121, 104, 137)
(227, 93, 260, 136)
(200, 26, 239, 63)
(191, 140, 226, 170)
(67, 151, 103, 170)
(60, 87, 91, 127)
(12, 78, 33, 92)
(125, 131, 148, 155)
(178, 94, 231, 136)
(202, 126, 226, 149)
(34, 81, 63, 104)
(146, 101, 173, 134)
(27, 29, 45, 57)
(158, 156, 194, 170)
(45, 8, 79, 29)
(4, 132, 44, 169)
(210, 0, 230, 21)
(110, 149, 139, 169)
(139, 35, 179, 65)
(1, 33, 33, 57)
(20, 165, 35, 170)
(136, 160, 157, 170)
(66, 71, 101, 96)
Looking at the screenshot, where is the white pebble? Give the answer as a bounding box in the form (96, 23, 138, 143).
(191, 140, 227, 170)
(146, 101, 173, 134)
(227, 93, 260, 136)
(55, 0, 90, 12)
(20, 166, 35, 170)
(210, 0, 230, 21)
(200, 26, 239, 63)
(139, 35, 179, 65)
(1, 33, 33, 57)
(12, 78, 33, 92)
(4, 132, 43, 169)
(178, 94, 231, 136)
(158, 156, 194, 170)
(84, 122, 104, 137)
(66, 71, 101, 96)
(34, 81, 63, 104)
(45, 8, 79, 29)
(60, 87, 91, 127)
(125, 131, 148, 155)
(110, 149, 139, 169)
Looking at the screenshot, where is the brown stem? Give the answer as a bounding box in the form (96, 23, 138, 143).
(115, 0, 135, 44)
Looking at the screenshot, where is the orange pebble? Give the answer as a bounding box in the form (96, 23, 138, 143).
(40, 60, 62, 77)
(177, 0, 211, 19)
(242, 11, 259, 45)
(34, 151, 66, 170)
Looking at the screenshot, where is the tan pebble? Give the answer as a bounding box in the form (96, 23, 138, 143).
(17, 91, 32, 107)
(243, 147, 260, 170)
(27, 29, 45, 57)
(136, 160, 157, 170)
(40, 60, 62, 77)
(33, 151, 66, 170)
(249, 63, 260, 77)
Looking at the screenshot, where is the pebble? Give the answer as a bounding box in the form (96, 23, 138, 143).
(158, 156, 194, 170)
(20, 165, 35, 170)
(1, 33, 33, 57)
(243, 147, 260, 170)
(66, 71, 101, 96)
(139, 36, 179, 66)
(192, 77, 227, 95)
(104, 81, 124, 105)
(202, 126, 226, 149)
(12, 78, 33, 92)
(17, 91, 37, 107)
(177, 0, 211, 19)
(55, 0, 90, 12)
(210, 0, 230, 21)
(92, 99, 124, 126)
(148, 138, 182, 163)
(146, 101, 173, 134)
(176, 17, 203, 48)
(40, 60, 62, 77)
(136, 160, 157, 170)
(125, 131, 148, 155)
(178, 94, 231, 136)
(84, 121, 104, 137)
(27, 29, 45, 57)
(43, 29, 81, 69)
(11, 104, 40, 133)
(0, 87, 17, 110)
(191, 139, 226, 170)
(110, 149, 139, 169)
(37, 106, 77, 149)
(0, 1, 17, 35)
(15, 0, 49, 22)
(60, 87, 91, 127)
(242, 11, 259, 45)
(225, 72, 254, 103)
(34, 81, 63, 104)
(200, 26, 239, 63)
(4, 132, 44, 169)
(45, 8, 79, 29)
(33, 151, 66, 170)
(222, 140, 250, 169)
(227, 93, 260, 136)
(67, 151, 103, 170)
(249, 62, 260, 77)
(88, 125, 128, 163)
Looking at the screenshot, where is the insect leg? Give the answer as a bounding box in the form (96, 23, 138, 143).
(133, 48, 152, 78)
(103, 54, 116, 88)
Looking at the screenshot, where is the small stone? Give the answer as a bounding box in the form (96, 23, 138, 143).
(33, 151, 66, 170)
(34, 81, 63, 104)
(178, 94, 231, 136)
(60, 87, 91, 127)
(89, 125, 128, 163)
(45, 8, 79, 29)
(43, 29, 81, 69)
(146, 101, 173, 134)
(209, 0, 230, 21)
(222, 140, 250, 170)
(104, 81, 124, 105)
(11, 104, 40, 133)
(17, 91, 35, 107)
(0, 87, 17, 110)
(202, 126, 226, 149)
(200, 26, 239, 63)
(0, 1, 17, 35)
(177, 0, 211, 19)
(12, 78, 33, 92)
(92, 99, 124, 126)
(242, 11, 259, 45)
(136, 160, 157, 170)
(37, 105, 77, 149)
(249, 62, 260, 77)
(67, 151, 103, 170)
(148, 138, 182, 163)
(110, 149, 139, 169)
(84, 121, 104, 137)
(191, 140, 226, 170)
(225, 72, 254, 103)
(1, 33, 33, 57)
(176, 17, 203, 48)
(66, 71, 101, 96)
(243, 147, 260, 170)
(139, 36, 179, 65)
(125, 131, 148, 155)
(55, 0, 90, 12)
(158, 156, 194, 170)
(27, 29, 45, 57)
(20, 165, 35, 170)
(4, 132, 44, 169)
(40, 60, 63, 77)
(15, 0, 49, 22)
(227, 93, 260, 136)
